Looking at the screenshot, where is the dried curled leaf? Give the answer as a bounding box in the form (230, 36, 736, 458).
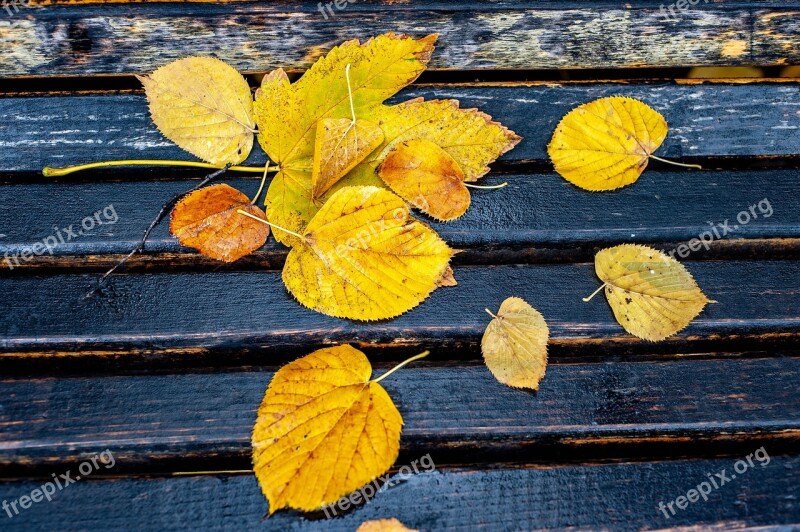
(547, 96, 668, 191)
(282, 186, 454, 321)
(358, 518, 418, 532)
(482, 297, 549, 390)
(255, 33, 437, 243)
(312, 117, 384, 202)
(138, 57, 255, 166)
(379, 139, 470, 221)
(590, 244, 713, 341)
(252, 345, 402, 514)
(170, 184, 269, 262)
(436, 266, 458, 287)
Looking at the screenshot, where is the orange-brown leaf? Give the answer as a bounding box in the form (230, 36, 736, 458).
(378, 139, 470, 221)
(170, 184, 269, 262)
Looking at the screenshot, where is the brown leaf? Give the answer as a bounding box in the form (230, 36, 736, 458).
(378, 138, 470, 221)
(435, 266, 458, 287)
(170, 184, 269, 262)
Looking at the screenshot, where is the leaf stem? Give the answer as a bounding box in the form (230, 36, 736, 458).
(251, 162, 272, 205)
(236, 209, 306, 240)
(465, 182, 508, 190)
(43, 160, 276, 177)
(345, 63, 356, 124)
(582, 282, 608, 302)
(485, 308, 498, 319)
(371, 351, 430, 384)
(85, 165, 231, 297)
(648, 155, 702, 169)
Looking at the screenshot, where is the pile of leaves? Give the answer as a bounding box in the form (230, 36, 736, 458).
(141, 33, 519, 321)
(48, 33, 719, 524)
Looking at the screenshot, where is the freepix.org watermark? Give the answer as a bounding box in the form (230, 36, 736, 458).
(323, 453, 436, 518)
(2, 0, 29, 17)
(657, 446, 770, 519)
(4, 204, 118, 270)
(665, 198, 773, 259)
(2, 450, 116, 519)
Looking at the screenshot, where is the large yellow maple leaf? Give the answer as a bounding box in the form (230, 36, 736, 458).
(254, 33, 520, 245)
(254, 33, 436, 244)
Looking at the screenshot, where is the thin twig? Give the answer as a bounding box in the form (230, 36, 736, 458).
(85, 165, 231, 298)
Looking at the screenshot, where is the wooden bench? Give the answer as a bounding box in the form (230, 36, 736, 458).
(1, 1, 799, 529)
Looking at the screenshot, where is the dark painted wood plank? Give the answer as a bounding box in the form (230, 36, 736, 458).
(0, 170, 796, 265)
(0, 261, 797, 361)
(1, 357, 799, 470)
(1, 84, 799, 173)
(0, 455, 797, 530)
(2, 2, 800, 77)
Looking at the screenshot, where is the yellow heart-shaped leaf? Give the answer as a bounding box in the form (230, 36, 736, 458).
(138, 57, 256, 166)
(588, 244, 714, 341)
(482, 297, 549, 390)
(282, 186, 454, 321)
(253, 345, 422, 514)
(547, 96, 668, 191)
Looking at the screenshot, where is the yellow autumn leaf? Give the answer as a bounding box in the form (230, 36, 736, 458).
(252, 345, 427, 514)
(352, 98, 520, 186)
(585, 244, 714, 341)
(280, 186, 454, 321)
(255, 33, 437, 243)
(312, 117, 384, 203)
(482, 297, 549, 391)
(358, 518, 419, 532)
(548, 96, 674, 191)
(138, 56, 256, 166)
(378, 139, 471, 221)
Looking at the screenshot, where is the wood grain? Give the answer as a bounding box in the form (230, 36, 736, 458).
(1, 84, 799, 173)
(0, 455, 797, 530)
(1, 2, 800, 77)
(1, 357, 799, 470)
(0, 169, 797, 267)
(0, 261, 797, 363)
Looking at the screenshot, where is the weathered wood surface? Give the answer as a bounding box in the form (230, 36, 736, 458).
(0, 261, 797, 363)
(0, 455, 797, 531)
(0, 169, 796, 267)
(1, 84, 799, 173)
(2, 358, 799, 470)
(0, 3, 798, 529)
(1, 1, 800, 77)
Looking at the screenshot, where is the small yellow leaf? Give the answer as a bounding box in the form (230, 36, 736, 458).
(312, 117, 384, 202)
(252, 345, 403, 514)
(589, 244, 713, 341)
(282, 186, 454, 321)
(138, 57, 256, 166)
(547, 96, 668, 191)
(379, 139, 470, 221)
(358, 518, 418, 532)
(169, 184, 268, 262)
(482, 297, 549, 391)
